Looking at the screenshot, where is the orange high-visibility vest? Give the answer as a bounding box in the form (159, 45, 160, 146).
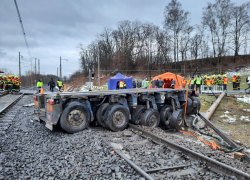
(119, 81, 124, 87)
(187, 79, 191, 85)
(223, 77, 228, 84)
(232, 76, 236, 82)
(182, 79, 187, 86)
(206, 79, 211, 86)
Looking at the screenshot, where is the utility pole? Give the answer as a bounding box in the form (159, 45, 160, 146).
(57, 67, 58, 77)
(98, 55, 100, 86)
(89, 69, 91, 91)
(60, 56, 62, 79)
(35, 58, 36, 74)
(19, 52, 21, 78)
(38, 59, 40, 74)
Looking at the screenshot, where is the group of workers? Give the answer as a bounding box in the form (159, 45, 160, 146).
(133, 78, 151, 88)
(0, 75, 20, 94)
(181, 74, 241, 92)
(36, 78, 63, 93)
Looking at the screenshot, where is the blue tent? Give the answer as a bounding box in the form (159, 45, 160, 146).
(108, 73, 133, 90)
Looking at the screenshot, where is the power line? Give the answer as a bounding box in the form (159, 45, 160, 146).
(14, 0, 31, 57)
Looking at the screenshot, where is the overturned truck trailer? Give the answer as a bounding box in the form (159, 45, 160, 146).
(33, 89, 200, 133)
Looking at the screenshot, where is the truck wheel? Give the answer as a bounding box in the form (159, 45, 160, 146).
(96, 103, 110, 127)
(131, 105, 146, 125)
(169, 109, 184, 130)
(104, 104, 129, 132)
(160, 105, 172, 126)
(191, 96, 201, 114)
(141, 109, 160, 128)
(185, 98, 193, 115)
(60, 102, 91, 133)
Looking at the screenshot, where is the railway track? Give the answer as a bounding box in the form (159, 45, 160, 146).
(0, 93, 24, 137)
(97, 124, 250, 180)
(0, 93, 24, 114)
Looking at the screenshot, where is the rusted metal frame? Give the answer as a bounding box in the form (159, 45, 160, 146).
(129, 124, 250, 180)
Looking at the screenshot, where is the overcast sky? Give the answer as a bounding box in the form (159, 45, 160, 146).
(0, 0, 247, 79)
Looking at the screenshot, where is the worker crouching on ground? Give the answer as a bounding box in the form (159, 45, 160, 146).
(222, 74, 228, 91)
(236, 74, 241, 90)
(48, 78, 55, 92)
(37, 79, 43, 93)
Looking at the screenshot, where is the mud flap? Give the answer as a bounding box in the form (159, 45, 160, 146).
(45, 122, 53, 131)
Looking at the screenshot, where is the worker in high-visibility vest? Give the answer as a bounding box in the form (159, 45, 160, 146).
(37, 79, 43, 93)
(0, 75, 3, 91)
(236, 74, 241, 90)
(222, 74, 228, 91)
(195, 75, 202, 93)
(13, 76, 20, 92)
(7, 75, 13, 94)
(217, 74, 222, 87)
(232, 75, 237, 90)
(181, 77, 187, 89)
(57, 79, 63, 91)
(119, 80, 125, 89)
(187, 78, 191, 89)
(190, 77, 195, 90)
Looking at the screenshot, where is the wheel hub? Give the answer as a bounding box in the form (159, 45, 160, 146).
(68, 110, 86, 127)
(148, 114, 157, 127)
(112, 111, 125, 126)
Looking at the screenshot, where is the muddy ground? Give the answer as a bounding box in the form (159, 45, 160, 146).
(199, 94, 250, 148)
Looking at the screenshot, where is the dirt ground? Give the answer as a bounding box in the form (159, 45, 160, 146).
(199, 94, 250, 148)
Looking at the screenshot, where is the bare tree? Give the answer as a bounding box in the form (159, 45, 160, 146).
(231, 2, 250, 56)
(163, 0, 190, 68)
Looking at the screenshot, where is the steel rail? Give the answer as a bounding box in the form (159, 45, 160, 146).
(198, 112, 250, 163)
(0, 94, 24, 114)
(106, 140, 154, 180)
(129, 124, 250, 180)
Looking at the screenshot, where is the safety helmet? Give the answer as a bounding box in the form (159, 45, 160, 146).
(237, 74, 240, 76)
(204, 75, 207, 78)
(4, 76, 6, 78)
(15, 76, 18, 78)
(0, 75, 2, 77)
(223, 74, 226, 77)
(207, 76, 210, 79)
(218, 74, 221, 77)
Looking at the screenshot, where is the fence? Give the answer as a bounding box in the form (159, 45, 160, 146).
(200, 85, 223, 94)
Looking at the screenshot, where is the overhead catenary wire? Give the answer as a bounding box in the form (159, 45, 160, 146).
(14, 0, 31, 58)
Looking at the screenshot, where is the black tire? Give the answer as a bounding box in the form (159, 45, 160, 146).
(160, 105, 173, 126)
(191, 96, 201, 114)
(96, 103, 110, 127)
(185, 97, 193, 115)
(131, 105, 147, 125)
(104, 104, 129, 132)
(60, 102, 91, 133)
(169, 109, 184, 130)
(141, 109, 160, 128)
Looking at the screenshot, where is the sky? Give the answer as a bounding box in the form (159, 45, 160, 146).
(0, 0, 247, 79)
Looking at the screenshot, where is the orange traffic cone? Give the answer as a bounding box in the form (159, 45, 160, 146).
(40, 87, 44, 94)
